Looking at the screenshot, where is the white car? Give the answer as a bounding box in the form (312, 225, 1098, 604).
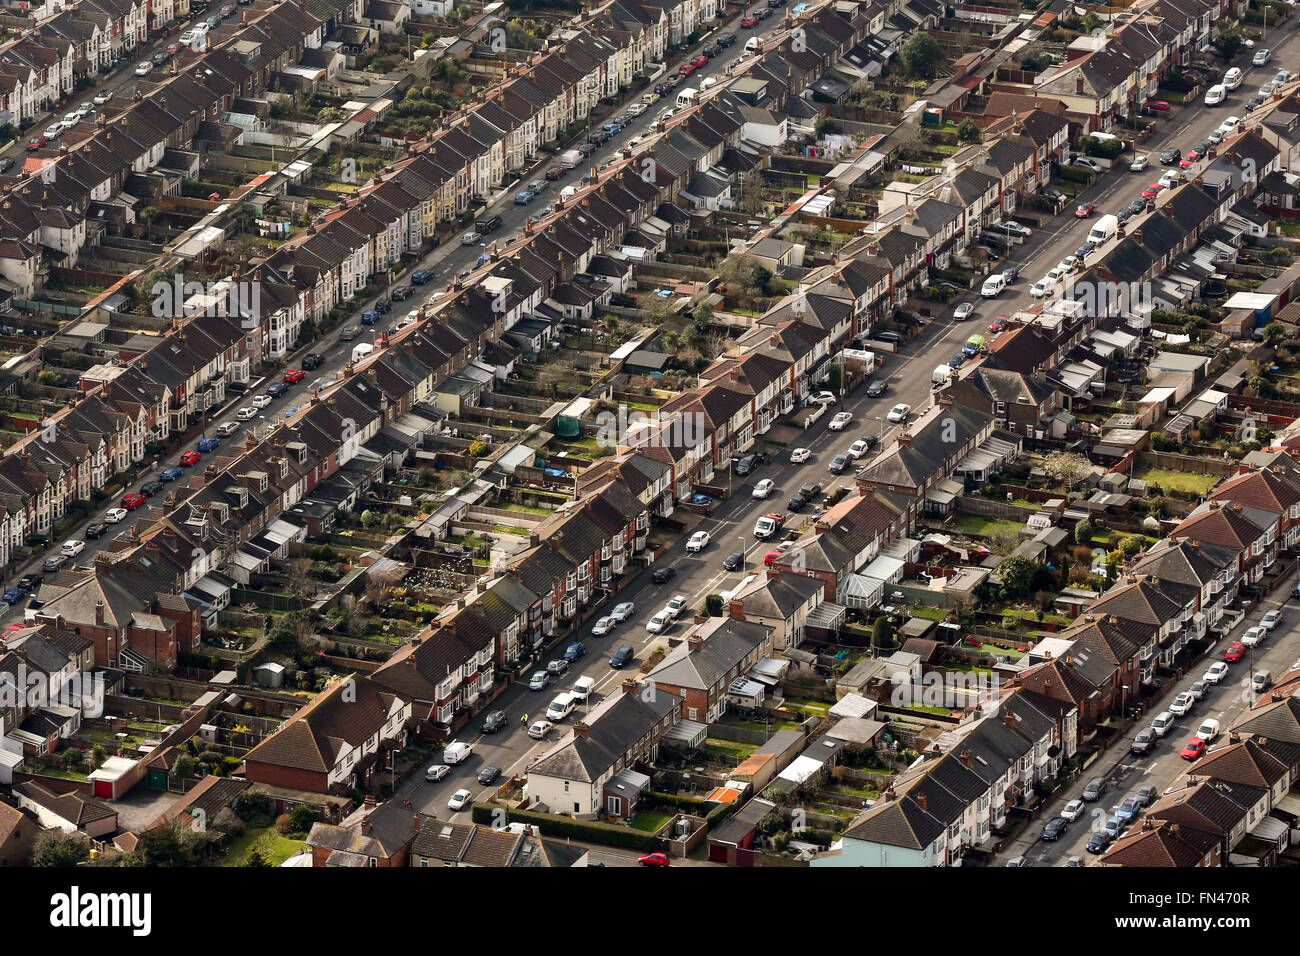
(1240, 626, 1263, 647)
(953, 303, 973, 321)
(1196, 718, 1220, 742)
(753, 514, 780, 539)
(810, 391, 837, 406)
(135, 61, 152, 76)
(1260, 609, 1282, 631)
(215, 421, 239, 437)
(1203, 661, 1230, 684)
(1168, 692, 1195, 716)
(1129, 154, 1150, 172)
(447, 789, 472, 811)
(424, 763, 450, 782)
(236, 406, 257, 421)
(1058, 257, 1079, 275)
(1207, 128, 1224, 145)
(61, 539, 85, 557)
(610, 601, 635, 623)
(646, 611, 672, 633)
(626, 102, 646, 116)
(591, 615, 616, 636)
(571, 676, 596, 701)
(251, 394, 273, 409)
(461, 231, 481, 245)
(665, 595, 687, 618)
(1060, 799, 1085, 822)
(43, 125, 62, 140)
(1045, 267, 1066, 285)
(828, 411, 853, 431)
(1221, 115, 1241, 132)
(685, 530, 710, 552)
(103, 508, 128, 524)
(76, 102, 94, 118)
(1072, 156, 1102, 171)
(528, 719, 554, 739)
(752, 478, 775, 499)
(886, 403, 911, 424)
(93, 91, 113, 105)
(789, 447, 811, 464)
(1029, 279, 1053, 298)
(847, 439, 870, 459)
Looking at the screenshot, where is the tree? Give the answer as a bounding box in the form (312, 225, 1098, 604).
(1074, 519, 1094, 545)
(901, 33, 942, 80)
(1042, 451, 1093, 491)
(244, 847, 270, 867)
(33, 830, 91, 867)
(693, 300, 713, 326)
(140, 206, 159, 241)
(1263, 322, 1286, 347)
(997, 555, 1039, 597)
(289, 805, 318, 833)
(62, 748, 85, 772)
(957, 118, 981, 144)
(871, 616, 895, 653)
(468, 439, 488, 458)
(1214, 25, 1245, 61)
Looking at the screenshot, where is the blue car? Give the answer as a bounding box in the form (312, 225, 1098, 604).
(1115, 796, 1143, 824)
(361, 310, 378, 325)
(197, 436, 221, 452)
(410, 269, 435, 285)
(514, 190, 535, 205)
(160, 467, 183, 482)
(267, 382, 288, 397)
(374, 299, 391, 315)
(1086, 830, 1112, 854)
(563, 641, 586, 662)
(2, 586, 27, 605)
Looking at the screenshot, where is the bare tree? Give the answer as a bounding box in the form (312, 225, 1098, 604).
(284, 558, 314, 602)
(1042, 451, 1094, 491)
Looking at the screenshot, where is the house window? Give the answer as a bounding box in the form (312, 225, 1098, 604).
(369, 857, 377, 867)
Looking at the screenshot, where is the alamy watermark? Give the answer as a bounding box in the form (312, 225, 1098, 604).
(151, 273, 261, 332)
(0, 664, 106, 718)
(889, 669, 1001, 710)
(595, 405, 711, 450)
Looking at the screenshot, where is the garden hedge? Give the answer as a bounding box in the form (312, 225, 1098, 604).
(469, 804, 657, 851)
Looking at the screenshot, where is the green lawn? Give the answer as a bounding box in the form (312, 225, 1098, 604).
(220, 827, 309, 867)
(908, 605, 949, 622)
(953, 516, 1026, 539)
(631, 811, 673, 833)
(1132, 467, 1222, 495)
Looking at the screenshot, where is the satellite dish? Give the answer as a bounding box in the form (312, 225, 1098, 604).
(1091, 27, 1104, 37)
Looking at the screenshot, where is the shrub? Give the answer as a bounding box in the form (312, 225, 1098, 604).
(274, 813, 293, 835)
(469, 804, 656, 851)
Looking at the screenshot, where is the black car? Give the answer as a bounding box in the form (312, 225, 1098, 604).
(733, 455, 757, 476)
(141, 480, 164, 497)
(1160, 147, 1180, 165)
(866, 380, 886, 398)
(391, 286, 413, 301)
(1193, 140, 1209, 156)
(1001, 265, 1019, 282)
(478, 766, 502, 786)
(723, 550, 744, 571)
(0, 157, 11, 174)
(651, 566, 676, 584)
(1246, 96, 1263, 113)
(1128, 199, 1147, 215)
(1041, 817, 1069, 841)
(302, 353, 323, 371)
(828, 454, 849, 474)
(1117, 208, 1133, 224)
(702, 42, 720, 56)
(481, 710, 507, 733)
(976, 244, 1001, 261)
(84, 522, 107, 539)
(716, 32, 736, 45)
(18, 574, 41, 591)
(1075, 242, 1095, 259)
(788, 496, 807, 511)
(266, 382, 288, 397)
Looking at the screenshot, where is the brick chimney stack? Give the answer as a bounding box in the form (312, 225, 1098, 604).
(573, 721, 591, 739)
(621, 678, 638, 696)
(688, 635, 703, 652)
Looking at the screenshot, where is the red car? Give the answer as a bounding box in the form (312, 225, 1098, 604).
(26, 135, 48, 151)
(1141, 182, 1163, 199)
(1179, 154, 1196, 169)
(741, 14, 758, 26)
(165, 40, 182, 54)
(283, 368, 305, 384)
(1224, 641, 1247, 662)
(1180, 737, 1207, 760)
(691, 54, 708, 68)
(988, 317, 1010, 333)
(677, 63, 695, 77)
(121, 493, 147, 510)
(1146, 99, 1171, 112)
(544, 167, 566, 181)
(638, 852, 671, 867)
(178, 450, 202, 467)
(1075, 202, 1095, 218)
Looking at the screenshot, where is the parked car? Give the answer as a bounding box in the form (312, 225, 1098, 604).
(1240, 626, 1264, 647)
(866, 380, 887, 398)
(1187, 680, 1208, 700)
(1180, 737, 1207, 760)
(196, 437, 221, 453)
(686, 530, 710, 552)
(527, 719, 554, 739)
(1168, 692, 1195, 716)
(103, 507, 129, 524)
(1081, 777, 1108, 801)
(638, 852, 671, 867)
(1224, 641, 1247, 662)
(1060, 799, 1085, 822)
(1203, 661, 1230, 684)
(545, 658, 568, 676)
(447, 789, 472, 812)
(1159, 147, 1181, 165)
(563, 642, 586, 662)
(886, 403, 911, 423)
(828, 454, 849, 474)
(60, 539, 85, 557)
(141, 481, 164, 497)
(121, 493, 148, 510)
(1260, 609, 1282, 631)
(609, 644, 634, 668)
(752, 478, 775, 499)
(477, 766, 501, 786)
(481, 710, 507, 733)
(425, 764, 450, 782)
(1130, 727, 1156, 755)
(528, 671, 550, 691)
(610, 602, 635, 623)
(789, 447, 812, 463)
(828, 411, 853, 431)
(160, 467, 183, 481)
(651, 567, 676, 584)
(1086, 830, 1112, 854)
(1041, 817, 1068, 841)
(724, 550, 744, 571)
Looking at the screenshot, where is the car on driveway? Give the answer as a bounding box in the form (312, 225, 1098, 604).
(1146, 99, 1170, 112)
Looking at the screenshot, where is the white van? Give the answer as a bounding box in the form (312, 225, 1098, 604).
(980, 273, 1007, 297)
(676, 87, 698, 109)
(1223, 67, 1242, 90)
(1151, 710, 1175, 737)
(1204, 83, 1225, 106)
(571, 675, 596, 701)
(744, 36, 762, 53)
(546, 692, 578, 722)
(442, 740, 474, 764)
(1086, 213, 1119, 246)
